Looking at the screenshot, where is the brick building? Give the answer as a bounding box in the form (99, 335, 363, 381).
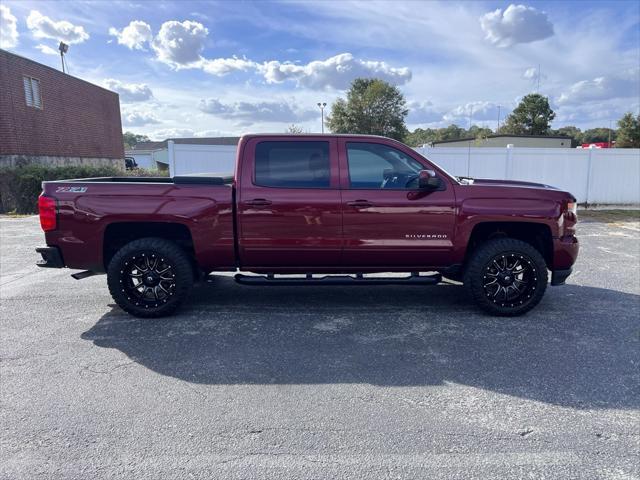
(0, 49, 124, 168)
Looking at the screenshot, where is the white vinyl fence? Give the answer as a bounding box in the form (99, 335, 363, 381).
(168, 141, 237, 177)
(415, 146, 640, 205)
(167, 140, 640, 205)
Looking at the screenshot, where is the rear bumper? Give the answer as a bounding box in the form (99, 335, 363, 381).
(36, 246, 65, 268)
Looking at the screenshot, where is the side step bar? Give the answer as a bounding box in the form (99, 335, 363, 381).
(71, 270, 99, 280)
(234, 273, 441, 286)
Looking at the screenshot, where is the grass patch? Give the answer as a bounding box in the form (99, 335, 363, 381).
(1, 211, 34, 218)
(579, 209, 640, 223)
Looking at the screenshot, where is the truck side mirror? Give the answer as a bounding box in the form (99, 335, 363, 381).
(418, 170, 440, 190)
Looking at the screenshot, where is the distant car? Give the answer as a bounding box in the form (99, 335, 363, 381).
(580, 142, 612, 149)
(124, 156, 138, 170)
(36, 134, 579, 318)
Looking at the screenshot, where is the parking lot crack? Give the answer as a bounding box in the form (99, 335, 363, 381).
(81, 360, 136, 375)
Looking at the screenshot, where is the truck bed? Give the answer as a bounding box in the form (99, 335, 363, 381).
(49, 172, 235, 186)
(41, 174, 236, 272)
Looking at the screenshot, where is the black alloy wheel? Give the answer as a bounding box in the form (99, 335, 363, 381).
(107, 238, 194, 318)
(121, 253, 176, 307)
(482, 252, 537, 308)
(464, 238, 548, 316)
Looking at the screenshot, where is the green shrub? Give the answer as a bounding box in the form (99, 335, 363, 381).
(0, 164, 171, 214)
(0, 164, 120, 214)
(124, 168, 170, 178)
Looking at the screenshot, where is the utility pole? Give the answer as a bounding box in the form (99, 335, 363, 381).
(537, 64, 541, 93)
(467, 104, 474, 176)
(497, 105, 501, 132)
(317, 102, 327, 133)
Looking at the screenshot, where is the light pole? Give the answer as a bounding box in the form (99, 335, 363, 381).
(317, 102, 326, 133)
(58, 42, 69, 73)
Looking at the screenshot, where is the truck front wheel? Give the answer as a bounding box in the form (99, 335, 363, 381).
(464, 238, 548, 316)
(107, 238, 194, 318)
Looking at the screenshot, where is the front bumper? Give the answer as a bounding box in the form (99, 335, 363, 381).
(550, 235, 578, 285)
(551, 267, 572, 286)
(553, 235, 579, 267)
(36, 246, 65, 268)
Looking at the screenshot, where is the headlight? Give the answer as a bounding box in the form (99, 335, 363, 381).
(567, 201, 577, 217)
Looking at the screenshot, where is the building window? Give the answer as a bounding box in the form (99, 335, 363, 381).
(23, 76, 42, 109)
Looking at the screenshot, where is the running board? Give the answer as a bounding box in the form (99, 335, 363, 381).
(71, 270, 99, 280)
(234, 273, 441, 286)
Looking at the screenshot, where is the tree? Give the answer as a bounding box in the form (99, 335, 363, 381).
(404, 124, 494, 146)
(500, 94, 555, 135)
(467, 125, 493, 140)
(553, 126, 582, 147)
(438, 124, 466, 141)
(285, 124, 305, 134)
(404, 128, 438, 146)
(326, 78, 408, 140)
(615, 112, 639, 148)
(581, 127, 616, 145)
(123, 131, 150, 150)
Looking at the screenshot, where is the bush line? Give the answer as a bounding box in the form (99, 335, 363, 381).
(0, 165, 168, 214)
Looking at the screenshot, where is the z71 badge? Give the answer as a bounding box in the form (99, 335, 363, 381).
(55, 186, 87, 193)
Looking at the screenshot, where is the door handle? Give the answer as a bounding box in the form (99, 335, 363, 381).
(246, 198, 272, 207)
(347, 200, 373, 208)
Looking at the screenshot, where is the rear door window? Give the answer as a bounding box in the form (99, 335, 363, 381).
(255, 141, 331, 188)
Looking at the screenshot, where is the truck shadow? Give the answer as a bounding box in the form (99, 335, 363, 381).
(81, 277, 639, 409)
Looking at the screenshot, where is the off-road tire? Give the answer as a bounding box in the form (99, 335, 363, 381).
(107, 237, 194, 318)
(464, 238, 548, 316)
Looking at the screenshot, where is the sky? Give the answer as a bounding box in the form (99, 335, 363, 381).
(1, 0, 639, 140)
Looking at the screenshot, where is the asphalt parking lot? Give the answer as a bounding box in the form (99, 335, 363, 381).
(1, 214, 639, 479)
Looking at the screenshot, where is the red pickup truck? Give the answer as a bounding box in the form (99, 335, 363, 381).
(36, 134, 579, 318)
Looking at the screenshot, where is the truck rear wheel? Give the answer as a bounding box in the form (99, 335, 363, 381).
(464, 238, 548, 316)
(107, 238, 194, 318)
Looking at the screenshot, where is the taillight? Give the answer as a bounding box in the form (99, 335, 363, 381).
(38, 195, 57, 232)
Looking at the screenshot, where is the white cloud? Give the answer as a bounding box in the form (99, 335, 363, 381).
(198, 98, 316, 125)
(152, 20, 208, 66)
(109, 20, 152, 50)
(480, 4, 553, 48)
(26, 10, 89, 44)
(149, 128, 195, 140)
(104, 78, 154, 102)
(107, 17, 411, 91)
(122, 110, 160, 127)
(407, 101, 443, 124)
(0, 5, 18, 49)
(195, 52, 411, 91)
(444, 101, 501, 123)
(554, 97, 639, 127)
(199, 57, 256, 75)
(193, 129, 234, 138)
(557, 70, 639, 105)
(35, 44, 58, 56)
(258, 53, 412, 89)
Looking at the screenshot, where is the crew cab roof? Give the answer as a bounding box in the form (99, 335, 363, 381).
(239, 133, 394, 141)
